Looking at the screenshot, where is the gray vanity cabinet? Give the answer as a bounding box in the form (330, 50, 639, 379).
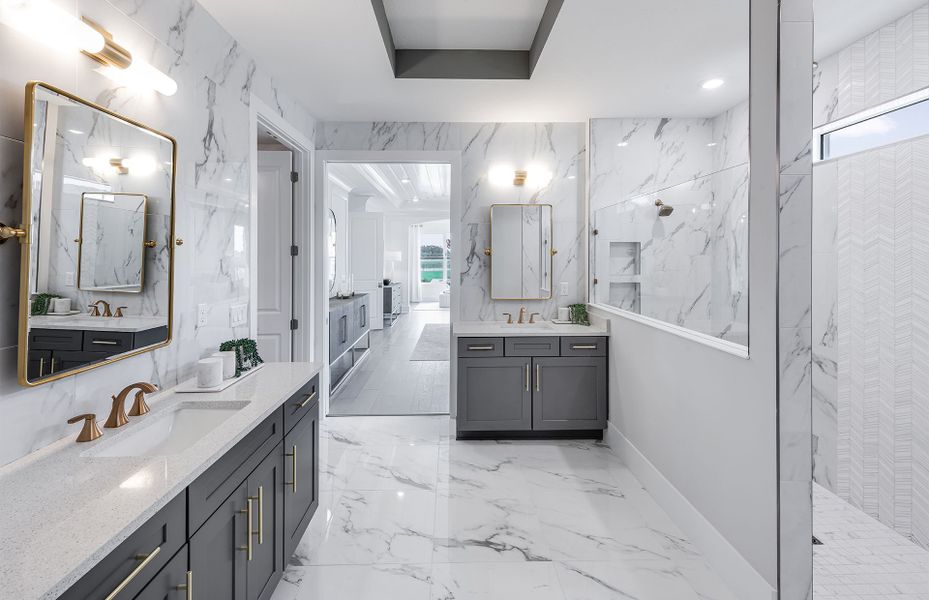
(246, 443, 285, 600)
(457, 357, 532, 431)
(532, 356, 607, 430)
(283, 399, 319, 558)
(457, 336, 608, 437)
(133, 544, 189, 600)
(190, 481, 248, 600)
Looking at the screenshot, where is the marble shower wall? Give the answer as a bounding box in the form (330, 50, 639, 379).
(588, 101, 750, 344)
(0, 0, 317, 467)
(316, 123, 586, 321)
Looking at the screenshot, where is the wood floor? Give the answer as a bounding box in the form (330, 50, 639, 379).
(329, 306, 450, 416)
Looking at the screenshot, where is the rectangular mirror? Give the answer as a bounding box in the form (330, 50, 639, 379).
(19, 83, 176, 386)
(78, 193, 148, 293)
(490, 204, 553, 300)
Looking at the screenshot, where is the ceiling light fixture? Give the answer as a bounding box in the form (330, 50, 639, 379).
(706, 142, 717, 147)
(617, 142, 628, 147)
(412, 197, 419, 202)
(400, 178, 411, 184)
(701, 78, 725, 90)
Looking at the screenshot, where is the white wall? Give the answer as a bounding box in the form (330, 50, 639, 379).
(0, 0, 317, 467)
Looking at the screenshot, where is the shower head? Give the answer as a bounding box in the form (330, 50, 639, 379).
(655, 199, 674, 217)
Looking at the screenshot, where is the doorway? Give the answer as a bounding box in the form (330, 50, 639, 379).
(317, 153, 461, 417)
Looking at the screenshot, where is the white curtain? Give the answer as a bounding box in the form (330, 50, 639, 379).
(408, 224, 422, 303)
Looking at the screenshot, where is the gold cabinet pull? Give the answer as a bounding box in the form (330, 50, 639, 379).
(525, 363, 530, 392)
(571, 344, 597, 350)
(38, 357, 45, 377)
(175, 570, 192, 600)
(249, 486, 264, 544)
(467, 345, 494, 351)
(285, 445, 297, 493)
(237, 498, 253, 560)
(294, 391, 317, 409)
(536, 364, 541, 392)
(103, 546, 161, 600)
(50, 358, 56, 373)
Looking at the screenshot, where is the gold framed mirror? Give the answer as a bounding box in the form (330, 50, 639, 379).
(489, 203, 555, 300)
(17, 82, 177, 386)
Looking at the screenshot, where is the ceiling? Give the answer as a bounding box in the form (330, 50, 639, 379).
(328, 163, 451, 213)
(198, 0, 749, 121)
(814, 0, 927, 59)
(382, 0, 549, 50)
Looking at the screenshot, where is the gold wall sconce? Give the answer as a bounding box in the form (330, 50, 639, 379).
(513, 170, 528, 186)
(489, 164, 553, 188)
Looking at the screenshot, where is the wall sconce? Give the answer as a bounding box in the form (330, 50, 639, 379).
(82, 155, 158, 176)
(0, 2, 177, 96)
(488, 164, 553, 188)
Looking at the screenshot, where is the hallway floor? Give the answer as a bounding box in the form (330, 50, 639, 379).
(814, 484, 929, 600)
(271, 415, 736, 599)
(329, 308, 450, 416)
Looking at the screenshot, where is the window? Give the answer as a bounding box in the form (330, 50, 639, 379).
(818, 91, 929, 161)
(420, 233, 450, 283)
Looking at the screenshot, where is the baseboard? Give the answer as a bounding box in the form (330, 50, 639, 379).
(604, 421, 778, 600)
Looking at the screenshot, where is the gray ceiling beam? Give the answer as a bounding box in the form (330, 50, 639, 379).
(370, 0, 562, 80)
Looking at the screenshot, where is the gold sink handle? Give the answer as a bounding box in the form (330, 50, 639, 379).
(67, 413, 103, 442)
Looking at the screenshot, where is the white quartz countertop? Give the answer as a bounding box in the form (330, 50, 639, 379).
(453, 320, 610, 337)
(0, 362, 322, 600)
(30, 315, 168, 333)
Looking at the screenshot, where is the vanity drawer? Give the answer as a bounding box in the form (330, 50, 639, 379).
(283, 374, 320, 434)
(457, 337, 504, 357)
(28, 328, 82, 350)
(83, 330, 134, 353)
(59, 494, 185, 600)
(504, 336, 560, 357)
(188, 409, 283, 535)
(560, 337, 608, 357)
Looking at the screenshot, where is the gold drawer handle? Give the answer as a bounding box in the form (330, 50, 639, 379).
(467, 345, 495, 351)
(237, 498, 253, 560)
(103, 545, 161, 600)
(91, 339, 120, 346)
(250, 486, 264, 544)
(536, 364, 541, 392)
(285, 445, 297, 493)
(525, 363, 530, 391)
(571, 344, 598, 350)
(294, 391, 317, 409)
(175, 570, 192, 600)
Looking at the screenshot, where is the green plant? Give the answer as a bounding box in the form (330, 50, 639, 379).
(569, 303, 590, 326)
(31, 293, 58, 316)
(219, 338, 264, 377)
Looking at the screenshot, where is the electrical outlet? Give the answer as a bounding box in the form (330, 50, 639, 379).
(229, 303, 248, 327)
(559, 282, 569, 296)
(65, 272, 75, 286)
(197, 303, 209, 328)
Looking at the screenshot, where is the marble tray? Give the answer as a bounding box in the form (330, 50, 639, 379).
(176, 363, 266, 393)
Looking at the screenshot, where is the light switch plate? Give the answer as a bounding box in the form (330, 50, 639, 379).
(197, 303, 209, 328)
(229, 303, 247, 327)
(559, 282, 569, 296)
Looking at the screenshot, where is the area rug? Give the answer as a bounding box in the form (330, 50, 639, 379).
(409, 324, 450, 361)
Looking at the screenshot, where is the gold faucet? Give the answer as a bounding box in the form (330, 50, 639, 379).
(67, 413, 103, 442)
(89, 299, 112, 317)
(104, 382, 158, 428)
(529, 312, 540, 324)
(114, 306, 127, 318)
(517, 307, 527, 324)
(502, 312, 513, 324)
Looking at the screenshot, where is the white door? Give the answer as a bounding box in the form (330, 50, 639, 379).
(257, 150, 294, 361)
(349, 212, 384, 330)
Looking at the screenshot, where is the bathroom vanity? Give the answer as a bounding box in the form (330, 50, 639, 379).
(454, 322, 609, 438)
(0, 362, 321, 600)
(329, 293, 371, 391)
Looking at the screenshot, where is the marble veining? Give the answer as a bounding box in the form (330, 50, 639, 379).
(272, 414, 736, 600)
(0, 362, 321, 600)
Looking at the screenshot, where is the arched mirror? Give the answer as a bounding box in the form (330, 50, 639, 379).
(327, 209, 337, 294)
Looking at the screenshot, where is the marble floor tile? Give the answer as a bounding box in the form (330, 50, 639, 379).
(555, 560, 728, 600)
(271, 564, 432, 600)
(345, 444, 440, 492)
(429, 562, 566, 600)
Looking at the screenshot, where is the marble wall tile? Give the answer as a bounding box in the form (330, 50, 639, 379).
(0, 0, 317, 467)
(317, 122, 587, 322)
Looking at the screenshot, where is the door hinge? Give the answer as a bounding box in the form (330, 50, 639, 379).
(592, 229, 599, 235)
(290, 319, 298, 330)
(290, 245, 299, 256)
(290, 171, 299, 183)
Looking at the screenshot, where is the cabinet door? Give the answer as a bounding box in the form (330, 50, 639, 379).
(133, 545, 189, 600)
(190, 481, 248, 600)
(283, 401, 319, 558)
(246, 443, 285, 600)
(532, 357, 607, 430)
(457, 357, 532, 431)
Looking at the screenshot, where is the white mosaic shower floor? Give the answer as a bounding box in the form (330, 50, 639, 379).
(814, 484, 929, 599)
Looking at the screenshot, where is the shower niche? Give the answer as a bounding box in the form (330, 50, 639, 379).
(606, 241, 642, 312)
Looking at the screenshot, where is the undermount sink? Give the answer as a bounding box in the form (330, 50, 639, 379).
(88, 401, 249, 457)
(500, 321, 552, 329)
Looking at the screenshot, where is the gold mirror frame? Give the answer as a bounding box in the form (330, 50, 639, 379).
(77, 192, 149, 294)
(18, 81, 177, 387)
(488, 203, 556, 301)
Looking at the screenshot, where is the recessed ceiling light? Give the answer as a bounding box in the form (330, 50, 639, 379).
(401, 178, 411, 183)
(412, 197, 419, 202)
(68, 129, 84, 135)
(701, 78, 725, 90)
(567, 175, 576, 180)
(616, 142, 628, 147)
(706, 142, 717, 147)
